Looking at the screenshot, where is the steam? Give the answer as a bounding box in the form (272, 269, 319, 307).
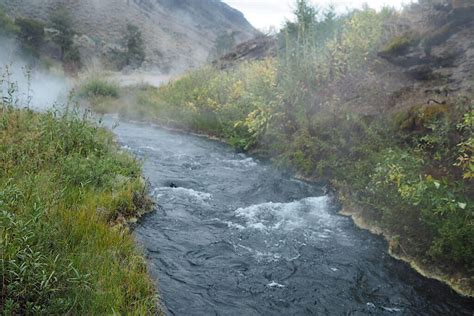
(0, 37, 71, 111)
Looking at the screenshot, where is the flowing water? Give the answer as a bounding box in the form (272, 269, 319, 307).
(108, 118, 474, 316)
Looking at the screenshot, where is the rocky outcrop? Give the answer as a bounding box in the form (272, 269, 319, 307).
(379, 3, 474, 93)
(213, 35, 276, 69)
(2, 0, 259, 72)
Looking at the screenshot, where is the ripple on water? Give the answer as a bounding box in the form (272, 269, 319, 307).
(156, 187, 213, 205)
(233, 196, 333, 232)
(222, 157, 258, 169)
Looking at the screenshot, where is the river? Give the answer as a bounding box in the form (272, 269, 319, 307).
(107, 118, 474, 315)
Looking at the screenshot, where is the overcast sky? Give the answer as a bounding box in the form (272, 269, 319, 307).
(223, 0, 416, 30)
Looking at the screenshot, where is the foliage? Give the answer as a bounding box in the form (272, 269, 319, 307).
(0, 75, 157, 313)
(49, 8, 80, 67)
(110, 23, 146, 70)
(123, 24, 146, 68)
(380, 32, 419, 55)
(456, 107, 474, 179)
(0, 6, 19, 36)
(79, 77, 120, 99)
(15, 17, 45, 52)
(212, 31, 236, 58)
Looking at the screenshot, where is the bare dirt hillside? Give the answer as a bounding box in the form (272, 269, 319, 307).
(2, 0, 259, 72)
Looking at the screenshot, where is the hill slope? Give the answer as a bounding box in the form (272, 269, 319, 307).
(2, 0, 259, 71)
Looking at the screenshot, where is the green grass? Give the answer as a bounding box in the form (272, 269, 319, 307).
(0, 105, 159, 314)
(78, 77, 120, 99)
(379, 32, 419, 55)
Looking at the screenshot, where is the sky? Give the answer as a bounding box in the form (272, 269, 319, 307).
(222, 0, 416, 31)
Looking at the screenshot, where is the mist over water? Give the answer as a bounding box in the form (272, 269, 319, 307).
(0, 37, 70, 110)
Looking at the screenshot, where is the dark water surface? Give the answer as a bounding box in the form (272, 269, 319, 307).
(108, 118, 474, 316)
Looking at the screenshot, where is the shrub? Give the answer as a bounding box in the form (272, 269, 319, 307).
(79, 77, 119, 99)
(379, 32, 419, 55)
(212, 31, 236, 58)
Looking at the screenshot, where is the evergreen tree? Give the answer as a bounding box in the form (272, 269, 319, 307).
(122, 23, 146, 68)
(49, 8, 74, 60)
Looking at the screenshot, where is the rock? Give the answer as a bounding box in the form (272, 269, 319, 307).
(379, 2, 474, 92)
(213, 35, 276, 69)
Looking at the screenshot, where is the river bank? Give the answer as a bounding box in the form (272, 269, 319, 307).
(0, 107, 160, 314)
(335, 184, 474, 298)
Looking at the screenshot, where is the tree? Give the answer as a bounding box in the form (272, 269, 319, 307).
(213, 31, 236, 58)
(49, 8, 74, 60)
(15, 17, 45, 51)
(122, 23, 146, 68)
(294, 0, 318, 33)
(0, 6, 19, 36)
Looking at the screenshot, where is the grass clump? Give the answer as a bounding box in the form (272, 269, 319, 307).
(79, 77, 120, 99)
(380, 32, 419, 55)
(0, 103, 158, 314)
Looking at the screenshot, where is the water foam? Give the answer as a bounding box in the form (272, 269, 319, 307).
(171, 187, 212, 203)
(234, 196, 330, 232)
(267, 281, 285, 288)
(223, 157, 258, 168)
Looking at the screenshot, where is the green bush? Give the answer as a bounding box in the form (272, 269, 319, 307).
(380, 32, 419, 55)
(79, 77, 120, 99)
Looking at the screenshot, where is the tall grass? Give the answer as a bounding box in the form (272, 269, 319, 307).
(0, 89, 158, 313)
(78, 76, 120, 99)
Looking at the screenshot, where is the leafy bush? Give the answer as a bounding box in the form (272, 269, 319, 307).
(212, 31, 236, 58)
(456, 108, 474, 180)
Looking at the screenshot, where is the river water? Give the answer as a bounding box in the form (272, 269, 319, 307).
(108, 118, 474, 316)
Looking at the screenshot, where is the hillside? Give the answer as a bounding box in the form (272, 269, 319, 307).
(1, 0, 259, 72)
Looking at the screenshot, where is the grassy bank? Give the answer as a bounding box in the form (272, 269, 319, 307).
(0, 104, 159, 314)
(84, 2, 473, 296)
